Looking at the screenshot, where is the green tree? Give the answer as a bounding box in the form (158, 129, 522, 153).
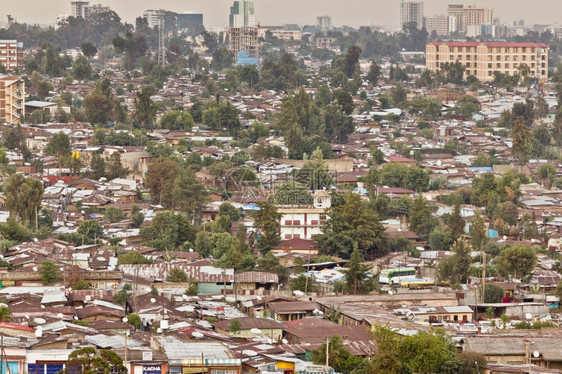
(131, 204, 145, 228)
(160, 110, 194, 130)
(470, 211, 486, 251)
(343, 242, 374, 294)
(0, 303, 12, 322)
(104, 207, 125, 223)
(89, 152, 107, 180)
(39, 259, 58, 285)
(366, 60, 382, 85)
(408, 194, 438, 239)
(228, 319, 241, 337)
(217, 102, 241, 137)
(318, 192, 387, 259)
(167, 267, 188, 283)
(81, 42, 98, 58)
(496, 244, 537, 280)
(126, 313, 142, 329)
(134, 86, 157, 129)
(310, 335, 363, 373)
(64, 347, 126, 374)
(512, 116, 532, 163)
(77, 220, 104, 243)
(438, 240, 472, 284)
(448, 202, 465, 240)
(250, 202, 282, 254)
(72, 55, 93, 80)
(483, 283, 505, 303)
(144, 159, 178, 206)
(44, 132, 72, 171)
(117, 251, 153, 265)
(391, 84, 407, 105)
(170, 168, 209, 218)
(4, 173, 44, 225)
(218, 202, 241, 222)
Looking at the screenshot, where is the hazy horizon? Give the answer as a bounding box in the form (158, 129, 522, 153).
(0, 1, 560, 30)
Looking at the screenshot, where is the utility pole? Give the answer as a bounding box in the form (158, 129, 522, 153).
(481, 252, 486, 303)
(325, 337, 329, 369)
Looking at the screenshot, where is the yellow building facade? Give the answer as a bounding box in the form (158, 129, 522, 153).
(0, 75, 24, 124)
(426, 41, 549, 83)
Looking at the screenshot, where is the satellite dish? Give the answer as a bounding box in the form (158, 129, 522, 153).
(388, 290, 394, 296)
(40, 305, 46, 309)
(74, 316, 78, 320)
(150, 298, 156, 303)
(57, 313, 64, 319)
(526, 313, 533, 321)
(182, 294, 188, 300)
(33, 238, 38, 242)
(34, 318, 46, 325)
(250, 328, 262, 334)
(32, 267, 38, 271)
(35, 328, 43, 338)
(191, 331, 204, 339)
(189, 248, 194, 252)
(160, 320, 169, 329)
(533, 351, 540, 358)
(282, 339, 288, 344)
(157, 328, 163, 334)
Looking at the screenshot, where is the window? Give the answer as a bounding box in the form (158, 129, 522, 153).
(320, 213, 327, 220)
(531, 55, 535, 60)
(293, 234, 300, 239)
(496, 47, 501, 52)
(449, 47, 454, 52)
(505, 55, 510, 61)
(505, 63, 509, 68)
(514, 47, 518, 52)
(293, 220, 301, 225)
(488, 71, 492, 76)
(522, 55, 526, 61)
(450, 55, 454, 60)
(466, 62, 471, 67)
(522, 47, 526, 52)
(488, 63, 492, 68)
(488, 55, 492, 61)
(285, 220, 292, 226)
(284, 234, 292, 239)
(458, 54, 462, 59)
(496, 55, 501, 61)
(542, 55, 546, 60)
(488, 47, 492, 53)
(466, 55, 471, 60)
(505, 48, 509, 53)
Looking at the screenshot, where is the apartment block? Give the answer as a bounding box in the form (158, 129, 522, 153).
(400, 1, 424, 29)
(425, 15, 451, 36)
(0, 75, 25, 124)
(426, 42, 549, 83)
(447, 4, 493, 33)
(70, 1, 110, 19)
(0, 40, 24, 71)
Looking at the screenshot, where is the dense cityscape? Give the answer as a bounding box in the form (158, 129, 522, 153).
(0, 1, 560, 374)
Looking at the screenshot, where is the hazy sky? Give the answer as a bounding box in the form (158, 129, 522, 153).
(1, 1, 561, 29)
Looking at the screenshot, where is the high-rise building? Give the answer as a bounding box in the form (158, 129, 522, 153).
(425, 15, 450, 36)
(447, 4, 493, 33)
(229, 1, 256, 28)
(400, 1, 424, 29)
(70, 1, 110, 19)
(143, 9, 164, 29)
(426, 41, 548, 83)
(0, 40, 24, 71)
(0, 75, 25, 124)
(316, 16, 332, 31)
(70, 1, 90, 18)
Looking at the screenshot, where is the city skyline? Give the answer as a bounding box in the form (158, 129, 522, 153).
(0, 0, 561, 29)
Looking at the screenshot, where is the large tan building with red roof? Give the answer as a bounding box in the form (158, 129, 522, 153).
(426, 41, 549, 83)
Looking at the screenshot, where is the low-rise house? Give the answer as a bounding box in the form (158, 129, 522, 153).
(213, 317, 285, 340)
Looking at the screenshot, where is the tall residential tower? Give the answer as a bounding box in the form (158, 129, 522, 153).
(229, 1, 256, 28)
(400, 1, 424, 29)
